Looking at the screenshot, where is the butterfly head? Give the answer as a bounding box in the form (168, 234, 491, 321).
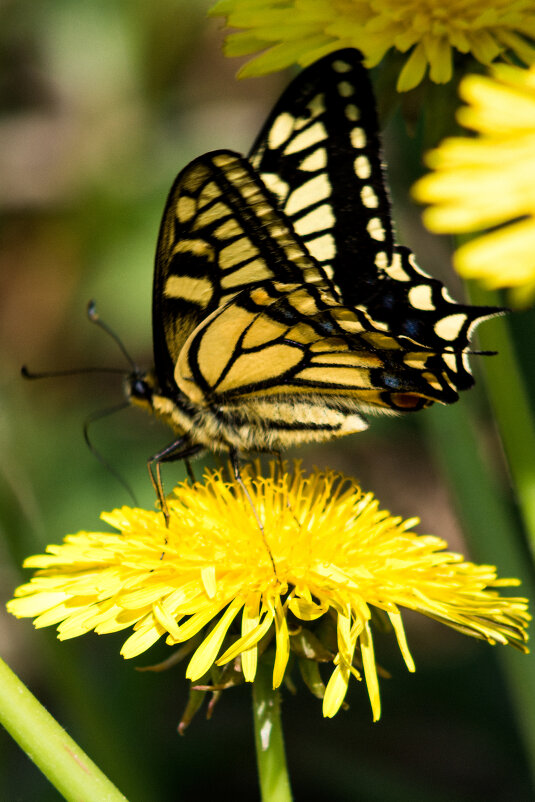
(125, 366, 194, 440)
(126, 369, 158, 414)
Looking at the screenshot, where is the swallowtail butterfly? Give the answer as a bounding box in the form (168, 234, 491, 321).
(128, 49, 496, 503)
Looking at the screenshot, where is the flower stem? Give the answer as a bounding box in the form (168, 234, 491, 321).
(252, 658, 293, 802)
(0, 657, 128, 802)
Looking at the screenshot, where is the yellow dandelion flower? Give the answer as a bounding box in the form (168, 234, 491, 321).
(413, 63, 535, 305)
(7, 464, 529, 721)
(210, 0, 535, 90)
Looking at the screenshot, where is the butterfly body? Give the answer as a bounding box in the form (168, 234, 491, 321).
(128, 49, 497, 473)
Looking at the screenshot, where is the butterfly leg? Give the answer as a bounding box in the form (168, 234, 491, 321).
(184, 459, 197, 484)
(148, 438, 203, 525)
(229, 449, 277, 575)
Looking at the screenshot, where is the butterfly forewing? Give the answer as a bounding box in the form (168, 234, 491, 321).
(249, 49, 394, 302)
(152, 149, 331, 397)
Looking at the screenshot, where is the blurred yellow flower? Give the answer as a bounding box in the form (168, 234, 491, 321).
(413, 63, 535, 305)
(210, 0, 535, 90)
(7, 463, 529, 720)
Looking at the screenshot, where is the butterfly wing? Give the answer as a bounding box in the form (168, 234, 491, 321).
(249, 48, 394, 302)
(367, 245, 498, 392)
(248, 47, 498, 396)
(174, 276, 473, 450)
(150, 50, 498, 455)
(151, 149, 331, 399)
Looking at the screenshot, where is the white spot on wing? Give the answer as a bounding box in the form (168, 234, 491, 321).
(293, 203, 335, 237)
(354, 155, 371, 179)
(285, 173, 331, 215)
(408, 284, 436, 311)
(338, 81, 353, 97)
(306, 233, 336, 262)
(434, 313, 467, 341)
(345, 104, 360, 121)
(443, 353, 458, 372)
(268, 112, 295, 149)
(384, 251, 411, 281)
(360, 185, 378, 208)
(367, 217, 385, 241)
(333, 59, 351, 73)
(284, 121, 327, 155)
(299, 148, 327, 171)
(324, 265, 335, 280)
(375, 251, 388, 270)
(350, 127, 366, 149)
(260, 172, 290, 202)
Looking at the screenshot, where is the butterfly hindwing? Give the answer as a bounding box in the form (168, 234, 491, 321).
(370, 246, 497, 392)
(176, 276, 462, 423)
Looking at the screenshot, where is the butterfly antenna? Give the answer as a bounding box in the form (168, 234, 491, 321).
(22, 301, 138, 380)
(21, 365, 126, 380)
(87, 300, 139, 373)
(83, 401, 139, 505)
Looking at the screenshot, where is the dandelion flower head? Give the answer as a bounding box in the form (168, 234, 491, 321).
(210, 0, 535, 90)
(413, 62, 535, 305)
(8, 463, 529, 720)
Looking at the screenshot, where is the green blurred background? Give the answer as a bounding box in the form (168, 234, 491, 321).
(1, 2, 534, 799)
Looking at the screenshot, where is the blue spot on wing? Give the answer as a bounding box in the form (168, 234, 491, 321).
(379, 291, 396, 310)
(402, 319, 424, 339)
(382, 373, 402, 389)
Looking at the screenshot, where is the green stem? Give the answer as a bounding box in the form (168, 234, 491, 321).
(0, 657, 128, 802)
(252, 659, 293, 802)
(467, 283, 535, 557)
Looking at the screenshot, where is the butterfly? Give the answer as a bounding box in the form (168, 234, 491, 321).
(127, 48, 496, 512)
